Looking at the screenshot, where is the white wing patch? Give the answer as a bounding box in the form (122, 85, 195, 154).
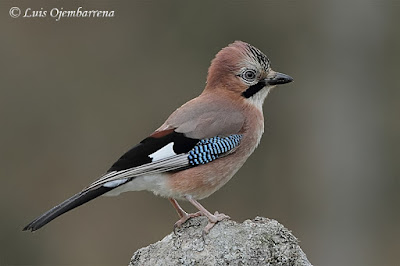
(149, 142, 176, 161)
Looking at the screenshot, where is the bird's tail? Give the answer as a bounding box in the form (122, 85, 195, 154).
(23, 186, 113, 232)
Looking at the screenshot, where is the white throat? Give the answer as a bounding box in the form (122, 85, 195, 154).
(246, 86, 272, 110)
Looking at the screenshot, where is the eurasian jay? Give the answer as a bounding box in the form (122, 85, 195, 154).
(23, 41, 293, 233)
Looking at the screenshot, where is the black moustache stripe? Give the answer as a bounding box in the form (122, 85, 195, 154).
(242, 81, 266, 98)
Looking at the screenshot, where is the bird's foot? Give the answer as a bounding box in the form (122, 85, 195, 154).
(203, 211, 230, 234)
(173, 211, 202, 233)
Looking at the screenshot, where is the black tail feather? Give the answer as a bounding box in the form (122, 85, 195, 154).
(23, 186, 113, 232)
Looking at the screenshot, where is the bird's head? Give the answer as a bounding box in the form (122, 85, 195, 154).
(205, 41, 293, 108)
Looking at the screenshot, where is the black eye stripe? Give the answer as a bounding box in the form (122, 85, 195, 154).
(241, 80, 266, 98)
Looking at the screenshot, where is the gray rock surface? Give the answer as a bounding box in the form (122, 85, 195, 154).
(129, 216, 312, 266)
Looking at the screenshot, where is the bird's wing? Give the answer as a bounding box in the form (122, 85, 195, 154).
(85, 97, 245, 190)
(84, 130, 199, 190)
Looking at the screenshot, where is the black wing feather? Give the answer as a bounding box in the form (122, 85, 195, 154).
(108, 131, 199, 172)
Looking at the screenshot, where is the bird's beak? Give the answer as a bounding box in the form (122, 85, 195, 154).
(266, 71, 293, 86)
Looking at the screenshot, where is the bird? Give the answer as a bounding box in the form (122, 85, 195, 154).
(23, 41, 293, 233)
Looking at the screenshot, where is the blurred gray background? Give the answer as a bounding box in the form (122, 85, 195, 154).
(1, 0, 399, 265)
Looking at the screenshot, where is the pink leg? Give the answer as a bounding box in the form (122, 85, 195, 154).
(169, 198, 202, 230)
(185, 195, 230, 234)
(169, 198, 187, 218)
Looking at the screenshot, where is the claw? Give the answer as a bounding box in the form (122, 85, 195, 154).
(203, 211, 230, 234)
(173, 211, 202, 234)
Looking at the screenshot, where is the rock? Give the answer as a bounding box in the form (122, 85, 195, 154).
(129, 216, 312, 266)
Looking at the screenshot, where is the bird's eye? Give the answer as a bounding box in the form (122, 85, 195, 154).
(241, 69, 257, 82)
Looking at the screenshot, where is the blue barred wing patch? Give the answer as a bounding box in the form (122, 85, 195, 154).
(188, 134, 243, 166)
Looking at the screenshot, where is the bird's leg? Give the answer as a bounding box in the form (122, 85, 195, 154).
(169, 198, 202, 231)
(169, 198, 187, 218)
(185, 195, 230, 234)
